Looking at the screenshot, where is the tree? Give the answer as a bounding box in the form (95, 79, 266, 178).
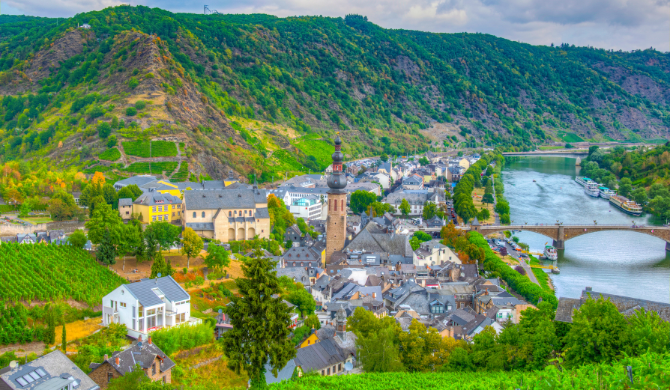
(398, 319, 448, 372)
(618, 178, 632, 198)
(350, 190, 377, 213)
(628, 308, 670, 355)
(477, 208, 490, 221)
(418, 156, 430, 166)
(347, 307, 404, 373)
(102, 184, 118, 209)
(119, 223, 141, 270)
(304, 314, 321, 330)
(98, 122, 112, 138)
(61, 318, 66, 352)
(380, 153, 388, 162)
(131, 221, 148, 262)
(204, 243, 230, 270)
(181, 227, 204, 269)
(422, 202, 437, 220)
(296, 218, 308, 235)
(399, 198, 411, 216)
(631, 187, 648, 205)
(145, 221, 181, 251)
(18, 203, 31, 218)
(108, 364, 174, 390)
(150, 251, 168, 278)
(85, 203, 123, 246)
(220, 250, 296, 387)
(88, 195, 107, 218)
(564, 296, 630, 366)
(97, 228, 117, 265)
(286, 284, 316, 317)
(68, 229, 87, 249)
(6, 189, 23, 205)
(117, 184, 143, 201)
(482, 193, 495, 204)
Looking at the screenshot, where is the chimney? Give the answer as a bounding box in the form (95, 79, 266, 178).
(103, 354, 109, 361)
(138, 336, 143, 342)
(115, 356, 120, 366)
(148, 336, 152, 345)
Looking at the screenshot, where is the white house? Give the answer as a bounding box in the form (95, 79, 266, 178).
(413, 241, 460, 267)
(102, 276, 201, 339)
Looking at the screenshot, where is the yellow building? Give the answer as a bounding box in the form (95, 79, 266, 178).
(299, 331, 320, 349)
(458, 158, 471, 170)
(131, 192, 183, 223)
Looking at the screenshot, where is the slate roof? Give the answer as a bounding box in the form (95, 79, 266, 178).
(264, 360, 295, 385)
(123, 276, 189, 307)
(91, 339, 175, 377)
(555, 288, 670, 323)
(114, 175, 157, 188)
(186, 223, 214, 231)
(133, 192, 181, 207)
(294, 338, 347, 373)
(118, 198, 133, 207)
(344, 224, 412, 257)
(0, 350, 98, 390)
(183, 188, 266, 210)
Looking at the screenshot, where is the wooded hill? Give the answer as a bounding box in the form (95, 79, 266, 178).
(0, 7, 669, 181)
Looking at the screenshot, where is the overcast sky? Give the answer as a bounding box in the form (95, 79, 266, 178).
(5, 0, 669, 51)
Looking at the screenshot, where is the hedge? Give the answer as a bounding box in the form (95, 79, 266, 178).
(469, 231, 558, 309)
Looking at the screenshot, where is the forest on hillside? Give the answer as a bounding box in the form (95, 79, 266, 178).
(0, 7, 668, 179)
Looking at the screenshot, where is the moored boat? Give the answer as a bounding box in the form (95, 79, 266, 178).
(584, 181, 600, 198)
(609, 195, 643, 216)
(599, 187, 616, 199)
(575, 176, 591, 187)
(543, 245, 558, 261)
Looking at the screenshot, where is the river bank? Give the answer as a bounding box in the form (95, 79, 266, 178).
(502, 156, 670, 302)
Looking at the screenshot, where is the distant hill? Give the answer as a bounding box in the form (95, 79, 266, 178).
(0, 7, 669, 181)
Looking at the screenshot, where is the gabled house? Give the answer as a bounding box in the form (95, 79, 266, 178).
(284, 225, 302, 244)
(89, 336, 175, 388)
(16, 233, 37, 244)
(101, 276, 200, 339)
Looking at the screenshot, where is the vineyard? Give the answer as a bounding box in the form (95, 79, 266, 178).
(274, 352, 670, 389)
(122, 140, 178, 157)
(122, 161, 178, 174)
(0, 243, 126, 306)
(98, 148, 121, 161)
(171, 162, 189, 181)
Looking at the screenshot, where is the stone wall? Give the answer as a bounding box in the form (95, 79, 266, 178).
(0, 220, 85, 236)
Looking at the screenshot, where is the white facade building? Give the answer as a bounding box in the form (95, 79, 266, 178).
(102, 276, 201, 339)
(290, 196, 323, 221)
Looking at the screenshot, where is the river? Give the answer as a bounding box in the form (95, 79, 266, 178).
(502, 156, 670, 303)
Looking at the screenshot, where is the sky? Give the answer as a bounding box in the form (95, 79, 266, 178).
(3, 0, 669, 52)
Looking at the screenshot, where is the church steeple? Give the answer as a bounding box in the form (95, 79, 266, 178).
(327, 133, 347, 192)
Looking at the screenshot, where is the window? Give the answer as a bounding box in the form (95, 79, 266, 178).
(139, 306, 144, 317)
(152, 206, 156, 212)
(338, 363, 342, 371)
(152, 215, 157, 221)
(108, 372, 114, 383)
(229, 211, 232, 217)
(152, 363, 156, 375)
(120, 302, 127, 308)
(327, 368, 330, 375)
(201, 211, 205, 218)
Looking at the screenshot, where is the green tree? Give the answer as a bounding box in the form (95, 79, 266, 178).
(18, 203, 31, 218)
(204, 243, 231, 270)
(68, 229, 87, 249)
(97, 122, 112, 138)
(145, 221, 181, 251)
(119, 223, 141, 270)
(618, 178, 633, 198)
(564, 296, 630, 366)
(88, 195, 107, 218)
(128, 77, 139, 89)
(220, 250, 296, 387)
(628, 308, 670, 355)
(347, 307, 404, 373)
(61, 318, 66, 352)
(296, 218, 308, 235)
(350, 190, 377, 213)
(102, 183, 118, 209)
(422, 201, 437, 219)
(477, 208, 490, 221)
(150, 251, 168, 278)
(482, 193, 495, 204)
(107, 364, 174, 389)
(181, 227, 204, 269)
(418, 156, 430, 166)
(85, 203, 123, 246)
(631, 187, 648, 205)
(286, 284, 316, 317)
(399, 198, 411, 216)
(97, 228, 117, 265)
(380, 153, 388, 162)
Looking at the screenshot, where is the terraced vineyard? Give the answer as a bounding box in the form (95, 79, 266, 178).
(98, 148, 121, 161)
(275, 352, 670, 389)
(122, 161, 178, 174)
(171, 162, 189, 181)
(0, 243, 126, 306)
(122, 140, 178, 158)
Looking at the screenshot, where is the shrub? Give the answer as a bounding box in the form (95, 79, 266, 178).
(128, 77, 139, 89)
(145, 72, 155, 79)
(106, 135, 117, 148)
(135, 100, 146, 110)
(514, 265, 526, 275)
(151, 323, 213, 355)
(125, 107, 137, 116)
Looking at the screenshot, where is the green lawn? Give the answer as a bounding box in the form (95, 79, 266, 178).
(560, 133, 584, 143)
(22, 217, 54, 224)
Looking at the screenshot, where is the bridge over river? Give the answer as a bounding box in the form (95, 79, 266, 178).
(469, 224, 670, 251)
(502, 151, 589, 159)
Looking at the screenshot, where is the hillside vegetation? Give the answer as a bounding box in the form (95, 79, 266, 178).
(0, 8, 669, 182)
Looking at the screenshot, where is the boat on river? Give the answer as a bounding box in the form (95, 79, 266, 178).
(584, 181, 600, 198)
(609, 195, 643, 216)
(575, 176, 591, 186)
(543, 245, 558, 261)
(599, 187, 616, 199)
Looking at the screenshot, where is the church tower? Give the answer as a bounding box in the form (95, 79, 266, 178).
(326, 134, 347, 263)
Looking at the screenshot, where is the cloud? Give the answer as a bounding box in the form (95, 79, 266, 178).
(5, 0, 669, 51)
